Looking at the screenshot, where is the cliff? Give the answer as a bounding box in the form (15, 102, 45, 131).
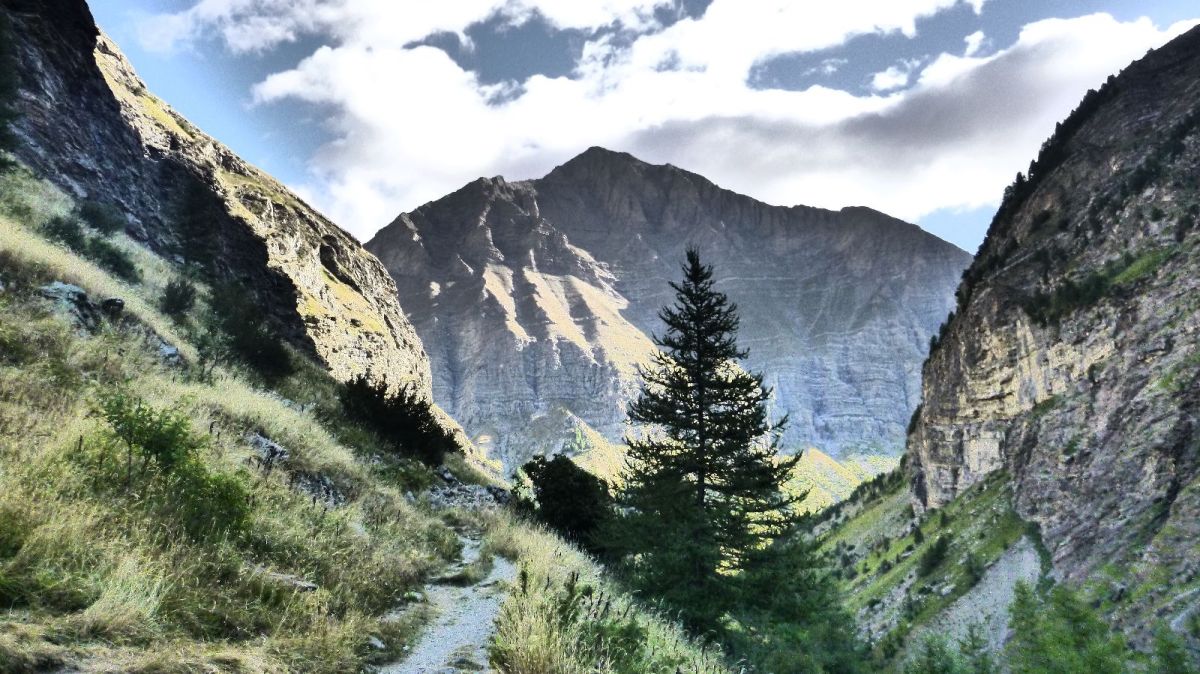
(908, 24, 1200, 642)
(1, 0, 431, 392)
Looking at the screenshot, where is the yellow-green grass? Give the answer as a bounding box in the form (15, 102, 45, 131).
(483, 510, 734, 674)
(0, 168, 462, 671)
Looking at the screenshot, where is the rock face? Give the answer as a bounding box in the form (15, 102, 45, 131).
(1, 0, 430, 393)
(908, 25, 1200, 642)
(368, 149, 970, 470)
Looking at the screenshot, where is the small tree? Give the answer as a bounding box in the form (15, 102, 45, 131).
(610, 249, 798, 627)
(99, 390, 205, 490)
(519, 454, 612, 554)
(1007, 582, 1128, 674)
(160, 277, 197, 317)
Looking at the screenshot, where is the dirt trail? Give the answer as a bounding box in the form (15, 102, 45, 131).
(382, 537, 516, 673)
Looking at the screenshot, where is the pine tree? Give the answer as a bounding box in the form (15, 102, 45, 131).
(611, 249, 798, 626)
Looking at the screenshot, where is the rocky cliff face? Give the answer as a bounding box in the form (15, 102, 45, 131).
(2, 0, 431, 392)
(908, 25, 1200, 641)
(368, 149, 970, 471)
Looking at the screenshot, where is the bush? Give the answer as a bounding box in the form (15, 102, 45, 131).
(160, 277, 197, 317)
(99, 390, 205, 487)
(919, 534, 950, 576)
(85, 237, 141, 282)
(78, 201, 126, 235)
(339, 374, 458, 466)
(518, 454, 612, 554)
(41, 215, 86, 250)
(208, 282, 294, 380)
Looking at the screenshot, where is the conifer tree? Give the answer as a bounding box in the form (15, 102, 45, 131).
(611, 249, 798, 626)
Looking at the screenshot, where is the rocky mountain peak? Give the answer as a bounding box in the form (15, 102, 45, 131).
(368, 147, 971, 471)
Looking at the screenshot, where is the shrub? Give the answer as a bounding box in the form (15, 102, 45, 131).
(41, 215, 86, 250)
(339, 374, 458, 466)
(85, 237, 141, 282)
(99, 390, 205, 487)
(208, 282, 294, 380)
(78, 201, 125, 236)
(919, 535, 950, 576)
(518, 454, 612, 554)
(160, 277, 197, 317)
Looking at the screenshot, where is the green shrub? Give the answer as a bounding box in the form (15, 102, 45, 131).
(78, 201, 126, 236)
(166, 458, 251, 540)
(338, 374, 457, 466)
(1007, 582, 1127, 674)
(919, 534, 950, 576)
(160, 277, 197, 317)
(208, 282, 294, 380)
(85, 237, 141, 282)
(518, 454, 612, 555)
(41, 215, 86, 250)
(99, 390, 205, 487)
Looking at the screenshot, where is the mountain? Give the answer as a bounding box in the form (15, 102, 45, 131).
(367, 149, 971, 471)
(3, 0, 430, 394)
(899, 23, 1200, 647)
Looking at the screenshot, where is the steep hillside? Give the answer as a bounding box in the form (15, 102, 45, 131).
(2, 0, 430, 392)
(368, 149, 971, 471)
(908, 23, 1200, 648)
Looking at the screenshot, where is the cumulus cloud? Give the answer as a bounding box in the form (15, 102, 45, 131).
(963, 30, 987, 56)
(140, 2, 1199, 243)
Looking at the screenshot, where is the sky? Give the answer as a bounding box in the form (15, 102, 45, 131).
(88, 1, 1200, 252)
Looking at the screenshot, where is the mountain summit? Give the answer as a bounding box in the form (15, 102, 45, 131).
(368, 148, 971, 470)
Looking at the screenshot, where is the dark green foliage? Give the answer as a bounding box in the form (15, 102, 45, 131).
(96, 390, 249, 540)
(963, 551, 985, 585)
(207, 282, 294, 380)
(610, 249, 798, 629)
(160, 277, 197, 317)
(918, 534, 950, 576)
(519, 454, 612, 555)
(41, 215, 87, 250)
(904, 625, 996, 674)
(1151, 626, 1199, 674)
(84, 236, 141, 282)
(78, 201, 126, 235)
(40, 215, 141, 282)
(175, 175, 226, 267)
(338, 374, 458, 466)
(1006, 582, 1127, 674)
(729, 536, 866, 673)
(908, 404, 923, 436)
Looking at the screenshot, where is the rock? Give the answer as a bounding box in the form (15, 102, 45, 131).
(6, 1, 433, 397)
(367, 148, 970, 472)
(100, 297, 124, 317)
(245, 432, 290, 467)
(367, 636, 386, 651)
(907, 24, 1200, 644)
(157, 340, 181, 365)
(38, 281, 102, 332)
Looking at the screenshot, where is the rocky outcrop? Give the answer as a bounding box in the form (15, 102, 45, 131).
(369, 149, 970, 471)
(1, 0, 430, 392)
(908, 25, 1200, 644)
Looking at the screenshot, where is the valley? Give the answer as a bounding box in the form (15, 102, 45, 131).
(0, 0, 1198, 672)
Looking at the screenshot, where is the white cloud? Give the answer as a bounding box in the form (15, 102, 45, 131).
(140, 2, 1200, 244)
(870, 59, 922, 92)
(963, 30, 986, 56)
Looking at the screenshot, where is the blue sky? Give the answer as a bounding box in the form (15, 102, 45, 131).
(88, 0, 1200, 250)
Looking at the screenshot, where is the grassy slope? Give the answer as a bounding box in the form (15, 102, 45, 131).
(0, 165, 726, 673)
(811, 469, 1040, 669)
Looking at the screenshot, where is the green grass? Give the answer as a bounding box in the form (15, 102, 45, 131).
(483, 511, 733, 674)
(0, 164, 466, 672)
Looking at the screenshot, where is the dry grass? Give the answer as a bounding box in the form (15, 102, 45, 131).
(0, 167, 459, 672)
(484, 511, 733, 674)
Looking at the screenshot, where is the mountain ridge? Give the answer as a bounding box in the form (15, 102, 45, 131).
(368, 146, 972, 471)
